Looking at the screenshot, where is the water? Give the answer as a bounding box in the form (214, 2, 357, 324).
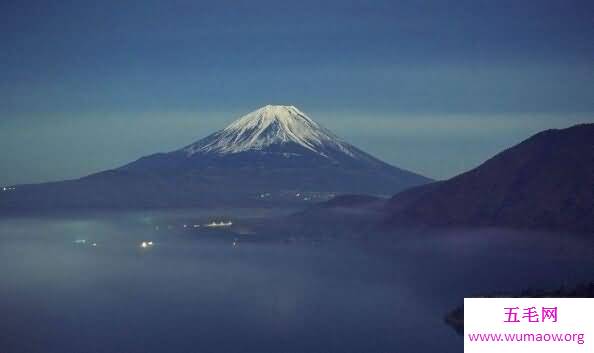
(1, 209, 592, 353)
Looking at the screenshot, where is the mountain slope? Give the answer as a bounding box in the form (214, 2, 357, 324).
(0, 105, 431, 210)
(385, 123, 594, 232)
(184, 105, 357, 158)
(124, 105, 411, 171)
(119, 105, 430, 194)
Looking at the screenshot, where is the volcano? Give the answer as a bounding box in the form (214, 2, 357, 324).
(1, 105, 431, 210)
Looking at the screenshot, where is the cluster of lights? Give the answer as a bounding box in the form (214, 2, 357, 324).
(74, 238, 245, 251)
(75, 239, 154, 249)
(73, 239, 97, 247)
(153, 221, 234, 230)
(140, 241, 154, 248)
(205, 221, 233, 228)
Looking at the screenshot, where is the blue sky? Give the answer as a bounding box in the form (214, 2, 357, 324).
(1, 0, 593, 184)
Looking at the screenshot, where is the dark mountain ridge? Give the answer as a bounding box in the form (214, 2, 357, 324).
(384, 123, 594, 232)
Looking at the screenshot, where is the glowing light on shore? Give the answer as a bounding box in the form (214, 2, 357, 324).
(205, 221, 233, 228)
(141, 241, 154, 248)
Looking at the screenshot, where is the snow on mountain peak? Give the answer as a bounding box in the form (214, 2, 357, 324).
(184, 105, 357, 158)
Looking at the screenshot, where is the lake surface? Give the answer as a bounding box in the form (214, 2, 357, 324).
(1, 209, 593, 353)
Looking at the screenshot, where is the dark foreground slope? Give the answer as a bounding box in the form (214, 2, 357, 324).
(385, 124, 594, 232)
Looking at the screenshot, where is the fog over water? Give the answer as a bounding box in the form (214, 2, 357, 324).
(1, 209, 593, 353)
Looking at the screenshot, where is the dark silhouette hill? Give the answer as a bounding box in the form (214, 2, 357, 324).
(385, 123, 594, 232)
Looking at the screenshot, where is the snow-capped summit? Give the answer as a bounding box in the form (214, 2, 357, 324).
(111, 104, 431, 202)
(184, 105, 357, 159)
(3, 104, 432, 210)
